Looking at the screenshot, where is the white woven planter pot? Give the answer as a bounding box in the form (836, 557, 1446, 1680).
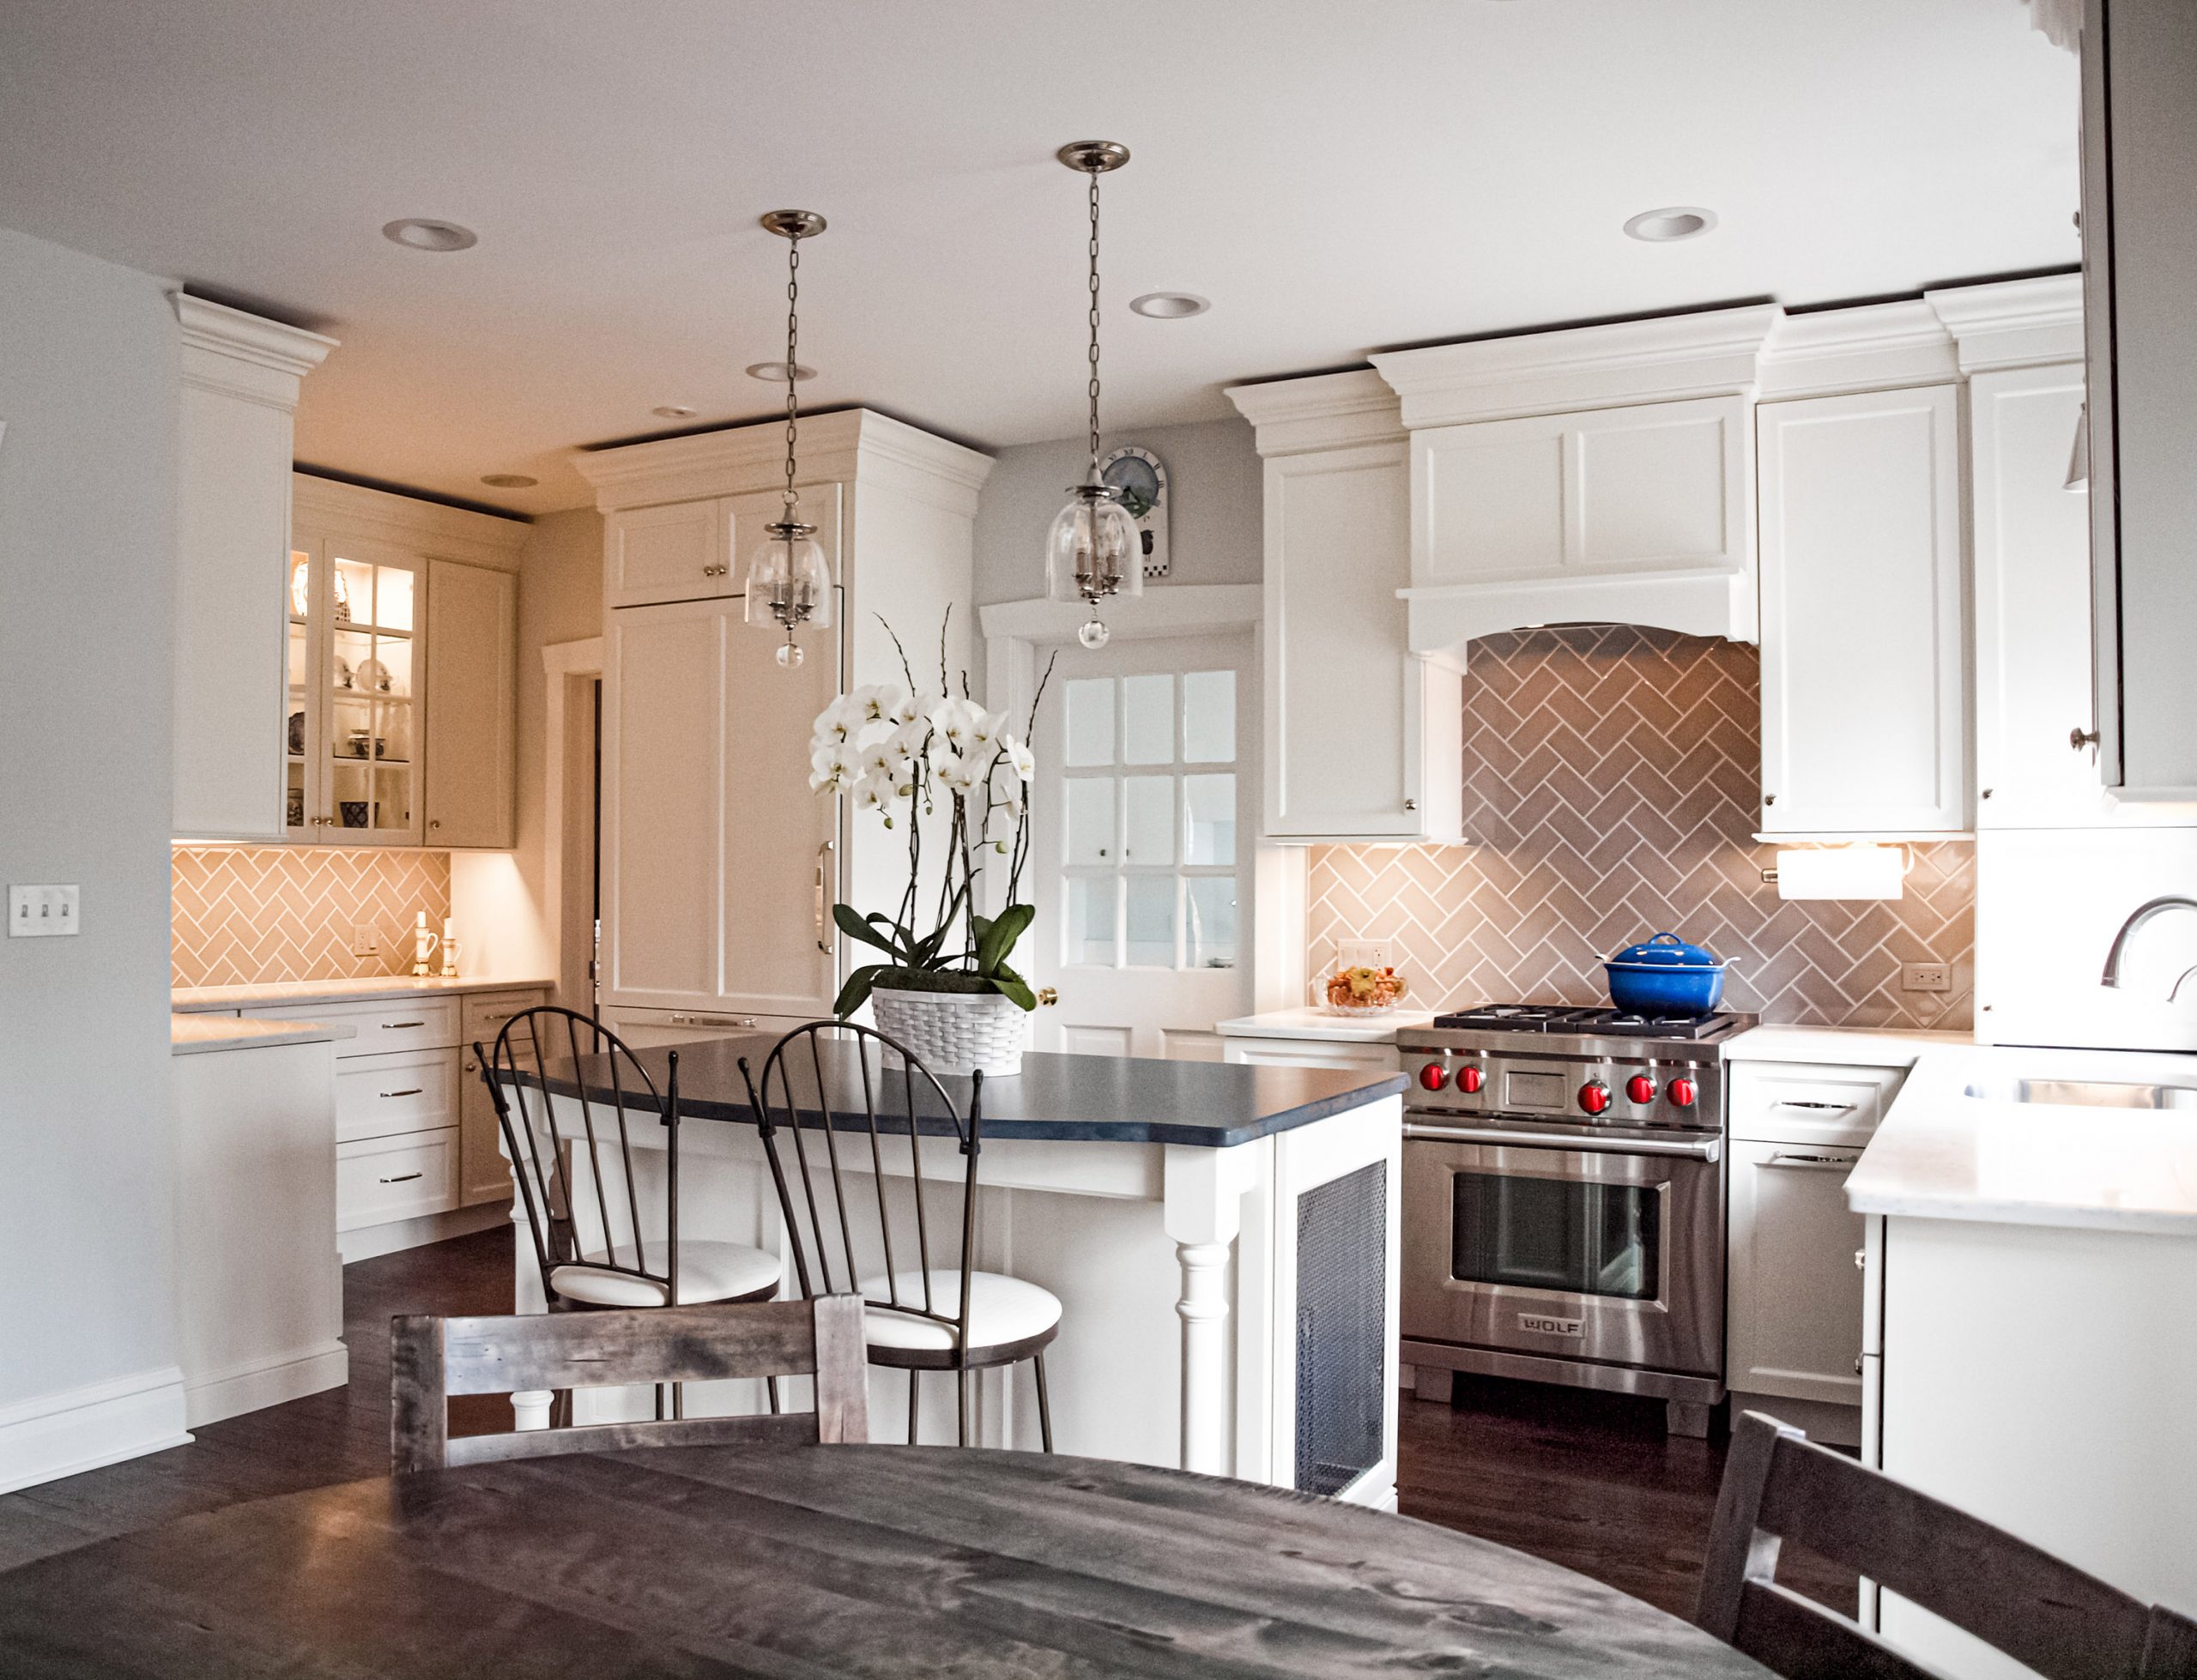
(870, 985, 1029, 1078)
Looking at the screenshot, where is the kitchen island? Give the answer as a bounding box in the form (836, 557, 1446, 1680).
(507, 1038, 1406, 1505)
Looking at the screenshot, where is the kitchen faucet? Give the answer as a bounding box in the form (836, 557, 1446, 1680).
(2099, 896, 2197, 1000)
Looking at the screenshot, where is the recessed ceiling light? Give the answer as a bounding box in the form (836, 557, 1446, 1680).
(651, 404, 699, 420)
(381, 218, 478, 252)
(746, 360, 817, 383)
(1130, 292, 1210, 319)
(480, 473, 537, 489)
(1623, 207, 1716, 243)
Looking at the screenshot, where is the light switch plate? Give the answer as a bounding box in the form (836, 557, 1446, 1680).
(9, 884, 80, 938)
(1902, 962, 1952, 994)
(352, 922, 378, 957)
(1337, 939, 1392, 970)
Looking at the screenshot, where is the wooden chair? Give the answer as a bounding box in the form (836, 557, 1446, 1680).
(740, 1020, 1060, 1451)
(390, 1296, 868, 1473)
(1698, 1410, 2197, 1680)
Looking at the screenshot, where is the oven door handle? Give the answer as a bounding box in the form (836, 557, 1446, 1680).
(1404, 1121, 1722, 1163)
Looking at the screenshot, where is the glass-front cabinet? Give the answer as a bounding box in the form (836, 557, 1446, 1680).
(286, 535, 427, 844)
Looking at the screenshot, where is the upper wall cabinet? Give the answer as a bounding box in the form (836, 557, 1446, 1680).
(172, 297, 336, 841)
(288, 475, 525, 848)
(1226, 372, 1462, 845)
(1757, 385, 1965, 836)
(1371, 306, 1780, 662)
(2080, 0, 2197, 798)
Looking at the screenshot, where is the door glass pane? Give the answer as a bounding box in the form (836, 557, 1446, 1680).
(331, 558, 370, 627)
(1123, 776, 1175, 866)
(1064, 778, 1115, 866)
(332, 761, 373, 833)
(364, 637, 410, 700)
(1183, 670, 1236, 763)
(374, 565, 415, 632)
(1064, 678, 1114, 767)
(1183, 773, 1236, 865)
(1124, 876, 1177, 967)
(333, 627, 372, 698)
(377, 700, 413, 765)
(333, 694, 373, 768)
(1123, 673, 1173, 764)
(1186, 878, 1238, 970)
(1451, 1172, 1661, 1301)
(285, 761, 306, 831)
(1066, 876, 1117, 966)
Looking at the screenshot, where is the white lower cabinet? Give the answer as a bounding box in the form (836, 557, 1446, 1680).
(1221, 1035, 1400, 1075)
(336, 1130, 459, 1231)
(1725, 1060, 1908, 1446)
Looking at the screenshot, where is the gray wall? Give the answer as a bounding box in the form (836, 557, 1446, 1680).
(971, 415, 1262, 610)
(0, 228, 182, 1418)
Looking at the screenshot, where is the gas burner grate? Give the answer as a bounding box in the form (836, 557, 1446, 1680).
(1431, 1004, 1743, 1041)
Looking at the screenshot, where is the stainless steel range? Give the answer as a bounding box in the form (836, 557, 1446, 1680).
(1395, 1004, 1754, 1436)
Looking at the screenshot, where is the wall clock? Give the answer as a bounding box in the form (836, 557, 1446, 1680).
(1099, 445, 1169, 581)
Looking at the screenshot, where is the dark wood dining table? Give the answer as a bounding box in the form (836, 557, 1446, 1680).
(0, 1444, 1771, 1677)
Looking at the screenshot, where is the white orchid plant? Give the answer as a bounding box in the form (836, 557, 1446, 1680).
(809, 617, 1051, 1018)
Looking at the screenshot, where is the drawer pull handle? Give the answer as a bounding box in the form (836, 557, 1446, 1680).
(1764, 1151, 1857, 1170)
(380, 1088, 425, 1099)
(1772, 1100, 1855, 1112)
(383, 1021, 427, 1030)
(378, 1171, 424, 1185)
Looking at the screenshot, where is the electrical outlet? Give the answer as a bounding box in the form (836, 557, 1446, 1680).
(1337, 940, 1391, 970)
(8, 885, 79, 938)
(352, 922, 379, 957)
(1902, 962, 1952, 994)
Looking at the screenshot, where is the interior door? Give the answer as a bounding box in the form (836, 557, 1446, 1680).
(1026, 631, 1254, 1061)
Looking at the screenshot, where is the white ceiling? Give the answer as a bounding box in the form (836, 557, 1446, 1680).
(0, 0, 2078, 515)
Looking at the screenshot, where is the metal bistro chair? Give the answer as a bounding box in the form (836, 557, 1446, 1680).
(1697, 1410, 2197, 1680)
(740, 1020, 1060, 1451)
(390, 1296, 868, 1474)
(478, 1006, 783, 1420)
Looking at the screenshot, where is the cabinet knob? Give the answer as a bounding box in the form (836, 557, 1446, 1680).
(2071, 727, 2101, 752)
(429, 819, 441, 831)
(1854, 1247, 1866, 1271)
(1403, 798, 1417, 812)
(1763, 793, 1777, 807)
(1980, 789, 1993, 799)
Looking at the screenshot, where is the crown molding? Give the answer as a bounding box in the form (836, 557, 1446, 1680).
(173, 294, 336, 409)
(569, 408, 994, 514)
(1225, 369, 1405, 456)
(291, 472, 529, 569)
(1924, 272, 2085, 372)
(1757, 299, 1960, 400)
(1370, 305, 1784, 427)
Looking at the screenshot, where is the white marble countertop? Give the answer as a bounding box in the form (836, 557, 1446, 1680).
(1725, 1023, 1972, 1069)
(1846, 1044, 2197, 1233)
(172, 975, 554, 1013)
(1213, 1005, 1437, 1043)
(172, 1014, 359, 1056)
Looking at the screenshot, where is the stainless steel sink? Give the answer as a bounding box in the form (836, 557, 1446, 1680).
(1964, 1078, 2197, 1110)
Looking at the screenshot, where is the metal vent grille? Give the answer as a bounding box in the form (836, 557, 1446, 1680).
(1294, 1160, 1386, 1497)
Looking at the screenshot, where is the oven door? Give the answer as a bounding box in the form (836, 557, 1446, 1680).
(1401, 1120, 1723, 1379)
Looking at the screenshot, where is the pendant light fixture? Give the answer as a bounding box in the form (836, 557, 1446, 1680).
(744, 208, 832, 668)
(1046, 141, 1141, 650)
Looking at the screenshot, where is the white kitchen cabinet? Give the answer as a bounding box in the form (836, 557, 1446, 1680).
(172, 297, 336, 841)
(287, 475, 524, 846)
(1757, 385, 1966, 835)
(576, 411, 993, 1022)
(1226, 372, 1463, 844)
(423, 559, 517, 848)
(1222, 1035, 1399, 1075)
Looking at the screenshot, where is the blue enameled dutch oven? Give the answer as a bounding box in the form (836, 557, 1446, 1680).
(1603, 932, 1733, 1015)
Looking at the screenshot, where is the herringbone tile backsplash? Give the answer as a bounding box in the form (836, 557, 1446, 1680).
(1309, 626, 1975, 1030)
(172, 846, 451, 988)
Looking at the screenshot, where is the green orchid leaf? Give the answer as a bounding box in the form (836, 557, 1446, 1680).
(835, 903, 905, 958)
(833, 964, 892, 1018)
(976, 903, 1034, 976)
(988, 975, 1038, 1012)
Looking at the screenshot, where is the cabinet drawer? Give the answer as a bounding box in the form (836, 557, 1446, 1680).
(336, 1128, 457, 1230)
(1222, 1036, 1399, 1073)
(600, 1006, 803, 1051)
(1731, 1061, 1907, 1146)
(240, 995, 459, 1058)
(463, 989, 552, 1052)
(336, 1048, 457, 1145)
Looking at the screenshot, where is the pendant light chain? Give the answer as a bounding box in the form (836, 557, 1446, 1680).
(783, 231, 802, 514)
(1086, 165, 1104, 479)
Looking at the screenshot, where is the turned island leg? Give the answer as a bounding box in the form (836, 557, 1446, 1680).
(1162, 1143, 1258, 1477)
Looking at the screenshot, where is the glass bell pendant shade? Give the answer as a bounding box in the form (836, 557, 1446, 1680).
(742, 519, 833, 633)
(1046, 485, 1143, 611)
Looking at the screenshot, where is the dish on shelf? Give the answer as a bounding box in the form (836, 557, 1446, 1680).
(1316, 964, 1409, 1017)
(287, 711, 305, 754)
(357, 657, 392, 693)
(333, 655, 354, 690)
(338, 801, 369, 828)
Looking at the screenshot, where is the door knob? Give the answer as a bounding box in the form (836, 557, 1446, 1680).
(1036, 988, 1058, 1006)
(2071, 727, 2100, 752)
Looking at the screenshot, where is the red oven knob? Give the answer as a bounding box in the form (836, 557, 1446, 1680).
(1458, 1065, 1485, 1095)
(1667, 1075, 1698, 1109)
(1579, 1080, 1612, 1115)
(1625, 1073, 1656, 1105)
(1418, 1061, 1449, 1091)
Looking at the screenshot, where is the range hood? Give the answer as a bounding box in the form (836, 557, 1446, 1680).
(1370, 305, 1782, 671)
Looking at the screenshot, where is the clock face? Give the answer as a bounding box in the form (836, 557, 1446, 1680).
(1102, 451, 1163, 519)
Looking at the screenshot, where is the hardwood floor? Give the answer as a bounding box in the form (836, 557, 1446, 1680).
(2, 1230, 1853, 1630)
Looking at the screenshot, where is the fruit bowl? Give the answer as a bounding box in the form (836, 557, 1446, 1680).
(1316, 965, 1408, 1017)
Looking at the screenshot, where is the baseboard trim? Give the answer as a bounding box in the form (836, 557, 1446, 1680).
(0, 1366, 192, 1496)
(184, 1341, 349, 1429)
(341, 1200, 508, 1264)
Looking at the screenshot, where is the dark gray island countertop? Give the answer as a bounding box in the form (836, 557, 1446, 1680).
(524, 1033, 1405, 1148)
